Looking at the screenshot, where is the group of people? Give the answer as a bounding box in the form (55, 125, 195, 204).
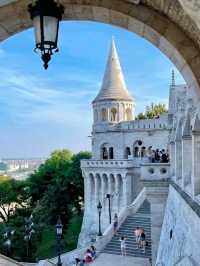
(113, 214, 148, 256)
(119, 228, 147, 257)
(134, 227, 147, 252)
(147, 147, 169, 163)
(74, 246, 96, 265)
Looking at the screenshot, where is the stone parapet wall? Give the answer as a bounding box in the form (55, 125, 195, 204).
(94, 115, 168, 133)
(141, 163, 170, 180)
(81, 159, 137, 168)
(0, 254, 24, 266)
(156, 183, 200, 266)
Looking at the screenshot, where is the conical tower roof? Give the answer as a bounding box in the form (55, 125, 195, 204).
(93, 39, 133, 103)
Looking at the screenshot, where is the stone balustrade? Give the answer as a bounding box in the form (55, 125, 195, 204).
(141, 163, 170, 180)
(81, 159, 136, 168)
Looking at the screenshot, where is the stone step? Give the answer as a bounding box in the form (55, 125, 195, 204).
(103, 200, 152, 260)
(104, 249, 151, 258)
(104, 247, 152, 256)
(117, 227, 151, 231)
(118, 223, 151, 227)
(109, 237, 151, 242)
(106, 242, 151, 250)
(104, 246, 151, 253)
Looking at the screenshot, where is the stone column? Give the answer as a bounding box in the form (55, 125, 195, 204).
(94, 176, 99, 207)
(175, 119, 183, 182)
(182, 135, 192, 188)
(122, 173, 132, 207)
(175, 140, 182, 181)
(115, 175, 120, 213)
(143, 180, 169, 266)
(169, 141, 175, 176)
(101, 176, 106, 208)
(101, 176, 107, 230)
(192, 114, 200, 197)
(83, 172, 90, 214)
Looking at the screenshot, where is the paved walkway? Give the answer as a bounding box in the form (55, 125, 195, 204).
(92, 253, 151, 266)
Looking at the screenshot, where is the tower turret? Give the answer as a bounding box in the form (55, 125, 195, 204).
(168, 70, 176, 127)
(92, 39, 135, 125)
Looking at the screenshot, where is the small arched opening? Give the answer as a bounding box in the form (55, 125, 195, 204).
(125, 108, 132, 121)
(141, 147, 146, 158)
(101, 108, 108, 121)
(109, 147, 114, 159)
(134, 147, 139, 157)
(110, 108, 117, 122)
(101, 144, 109, 160)
(94, 109, 98, 121)
(125, 147, 131, 159)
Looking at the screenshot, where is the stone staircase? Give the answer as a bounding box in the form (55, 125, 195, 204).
(103, 200, 151, 259)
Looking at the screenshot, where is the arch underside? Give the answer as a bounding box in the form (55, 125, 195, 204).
(0, 0, 200, 106)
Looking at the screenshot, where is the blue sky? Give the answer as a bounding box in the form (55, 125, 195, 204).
(0, 21, 185, 158)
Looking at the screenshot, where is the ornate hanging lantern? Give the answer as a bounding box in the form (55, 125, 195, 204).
(28, 0, 64, 69)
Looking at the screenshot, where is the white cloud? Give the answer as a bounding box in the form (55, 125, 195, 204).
(0, 48, 5, 57)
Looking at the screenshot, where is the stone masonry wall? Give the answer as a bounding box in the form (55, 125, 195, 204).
(156, 184, 200, 266)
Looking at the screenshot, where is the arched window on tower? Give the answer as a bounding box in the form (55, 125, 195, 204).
(109, 147, 114, 159)
(101, 108, 108, 121)
(125, 108, 132, 121)
(94, 109, 98, 121)
(102, 147, 108, 160)
(134, 147, 139, 157)
(125, 147, 131, 159)
(141, 147, 146, 158)
(110, 108, 117, 122)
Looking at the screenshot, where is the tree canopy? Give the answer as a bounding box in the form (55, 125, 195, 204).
(0, 149, 91, 262)
(136, 103, 168, 120)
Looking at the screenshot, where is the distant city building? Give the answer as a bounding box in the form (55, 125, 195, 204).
(0, 158, 46, 179)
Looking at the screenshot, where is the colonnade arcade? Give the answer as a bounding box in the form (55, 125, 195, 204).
(84, 172, 125, 228)
(171, 112, 200, 199)
(94, 104, 133, 123)
(100, 140, 147, 160)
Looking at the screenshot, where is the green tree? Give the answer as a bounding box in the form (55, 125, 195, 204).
(0, 149, 91, 261)
(0, 178, 28, 222)
(28, 149, 73, 205)
(136, 112, 146, 120)
(136, 103, 168, 120)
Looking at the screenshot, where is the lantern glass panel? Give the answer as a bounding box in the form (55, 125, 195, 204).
(33, 16, 41, 45)
(33, 16, 58, 48)
(57, 226, 62, 236)
(43, 16, 58, 45)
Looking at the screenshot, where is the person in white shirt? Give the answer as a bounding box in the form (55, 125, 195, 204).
(120, 236, 127, 256)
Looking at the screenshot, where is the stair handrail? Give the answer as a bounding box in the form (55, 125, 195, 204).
(29, 188, 147, 266)
(0, 253, 24, 266)
(127, 187, 147, 215)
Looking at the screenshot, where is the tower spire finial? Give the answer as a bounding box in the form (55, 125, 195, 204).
(93, 38, 133, 103)
(171, 69, 175, 87)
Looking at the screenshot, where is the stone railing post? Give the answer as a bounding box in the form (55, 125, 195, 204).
(182, 135, 192, 188)
(122, 173, 132, 207)
(142, 178, 169, 266)
(169, 141, 175, 176)
(192, 113, 200, 197)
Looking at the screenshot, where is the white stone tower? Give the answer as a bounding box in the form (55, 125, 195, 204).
(92, 39, 135, 125)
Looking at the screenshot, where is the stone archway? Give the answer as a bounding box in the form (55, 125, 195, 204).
(1, 0, 200, 106)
